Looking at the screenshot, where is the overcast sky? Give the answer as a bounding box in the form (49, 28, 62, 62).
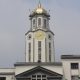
(0, 0, 80, 67)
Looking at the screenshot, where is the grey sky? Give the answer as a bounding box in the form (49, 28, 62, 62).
(0, 0, 80, 67)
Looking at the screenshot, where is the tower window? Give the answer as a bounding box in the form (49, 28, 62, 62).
(71, 63, 79, 69)
(38, 41, 41, 62)
(49, 42, 51, 62)
(38, 18, 41, 26)
(33, 19, 36, 28)
(28, 43, 31, 62)
(43, 19, 46, 28)
(28, 34, 32, 40)
(48, 35, 51, 39)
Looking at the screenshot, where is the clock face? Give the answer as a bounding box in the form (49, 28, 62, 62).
(35, 31, 45, 40)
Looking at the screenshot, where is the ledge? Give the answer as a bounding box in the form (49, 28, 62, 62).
(14, 62, 62, 66)
(61, 55, 80, 59)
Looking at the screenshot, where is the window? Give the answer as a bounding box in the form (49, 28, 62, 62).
(28, 34, 31, 40)
(71, 63, 79, 69)
(38, 18, 41, 26)
(49, 42, 51, 62)
(71, 76, 79, 80)
(48, 35, 51, 39)
(32, 75, 46, 80)
(28, 43, 31, 62)
(38, 41, 41, 62)
(33, 19, 36, 28)
(43, 19, 46, 28)
(0, 77, 6, 80)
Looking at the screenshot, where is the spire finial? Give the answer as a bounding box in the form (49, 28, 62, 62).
(38, 0, 41, 8)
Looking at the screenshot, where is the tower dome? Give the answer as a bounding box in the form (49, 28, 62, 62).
(29, 2, 50, 17)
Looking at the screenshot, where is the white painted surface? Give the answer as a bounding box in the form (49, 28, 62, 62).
(0, 68, 14, 73)
(15, 65, 63, 75)
(42, 65, 63, 75)
(25, 30, 55, 63)
(71, 70, 79, 75)
(15, 65, 36, 75)
(0, 75, 15, 80)
(62, 59, 80, 80)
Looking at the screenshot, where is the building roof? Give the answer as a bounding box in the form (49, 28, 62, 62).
(61, 55, 80, 59)
(16, 66, 63, 78)
(14, 62, 62, 66)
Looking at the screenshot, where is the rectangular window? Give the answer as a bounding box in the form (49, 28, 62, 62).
(71, 76, 79, 80)
(38, 18, 41, 26)
(33, 19, 36, 28)
(0, 77, 6, 80)
(43, 19, 46, 28)
(71, 63, 79, 69)
(49, 42, 51, 62)
(33, 19, 35, 25)
(28, 43, 31, 62)
(38, 41, 41, 62)
(32, 75, 46, 80)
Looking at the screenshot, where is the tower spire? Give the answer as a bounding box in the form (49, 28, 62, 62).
(38, 0, 41, 8)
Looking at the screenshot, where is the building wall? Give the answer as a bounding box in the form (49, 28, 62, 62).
(15, 65, 36, 75)
(0, 59, 80, 80)
(0, 68, 14, 73)
(0, 75, 15, 80)
(42, 65, 63, 75)
(62, 59, 80, 80)
(15, 65, 62, 75)
(25, 31, 55, 62)
(0, 68, 15, 80)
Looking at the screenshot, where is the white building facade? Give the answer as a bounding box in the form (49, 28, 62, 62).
(0, 3, 80, 80)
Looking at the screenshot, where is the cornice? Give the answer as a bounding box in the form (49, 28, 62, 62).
(25, 29, 54, 36)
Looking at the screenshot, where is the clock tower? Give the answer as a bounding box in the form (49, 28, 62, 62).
(25, 2, 55, 62)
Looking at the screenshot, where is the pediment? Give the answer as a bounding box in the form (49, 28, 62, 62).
(16, 66, 62, 78)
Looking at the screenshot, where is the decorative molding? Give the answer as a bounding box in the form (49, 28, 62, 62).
(25, 29, 54, 36)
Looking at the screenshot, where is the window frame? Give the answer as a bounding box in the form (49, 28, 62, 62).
(71, 63, 79, 69)
(49, 42, 51, 62)
(32, 18, 36, 28)
(28, 34, 32, 40)
(43, 19, 47, 29)
(28, 43, 31, 62)
(38, 41, 41, 62)
(0, 77, 6, 80)
(32, 74, 47, 80)
(38, 17, 41, 27)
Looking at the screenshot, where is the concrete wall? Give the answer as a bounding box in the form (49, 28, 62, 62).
(62, 59, 80, 80)
(0, 75, 15, 80)
(25, 30, 55, 63)
(15, 65, 63, 76)
(0, 68, 15, 80)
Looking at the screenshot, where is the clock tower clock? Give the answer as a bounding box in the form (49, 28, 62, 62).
(35, 31, 45, 40)
(25, 2, 55, 62)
